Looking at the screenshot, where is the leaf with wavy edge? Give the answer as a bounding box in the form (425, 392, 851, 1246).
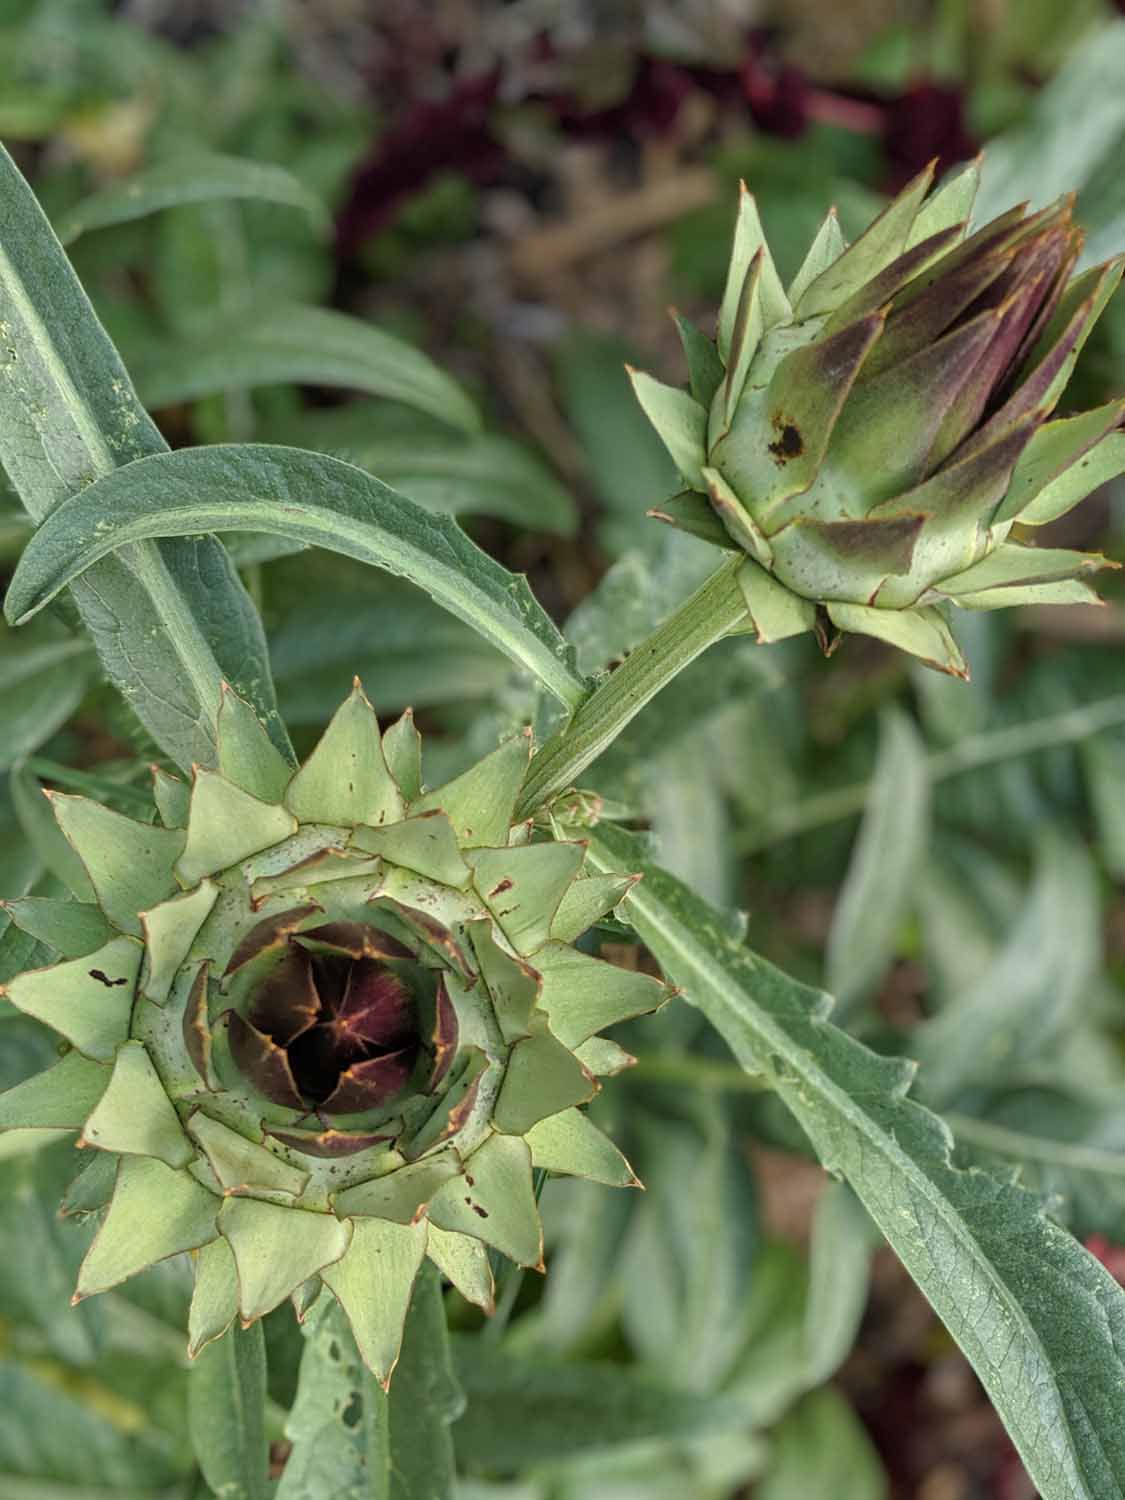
(5, 444, 586, 711)
(589, 822, 1125, 1500)
(0, 145, 289, 771)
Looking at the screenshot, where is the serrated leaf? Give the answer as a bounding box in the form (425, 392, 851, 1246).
(588, 822, 1125, 1500)
(0, 144, 289, 773)
(6, 445, 586, 712)
(133, 303, 479, 434)
(56, 150, 328, 244)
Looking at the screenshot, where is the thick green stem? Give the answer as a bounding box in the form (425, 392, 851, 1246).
(515, 555, 749, 820)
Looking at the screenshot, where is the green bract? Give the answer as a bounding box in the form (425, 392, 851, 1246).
(633, 160, 1125, 675)
(0, 683, 667, 1385)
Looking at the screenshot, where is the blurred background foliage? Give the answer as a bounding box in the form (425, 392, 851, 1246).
(2, 1, 1125, 1496)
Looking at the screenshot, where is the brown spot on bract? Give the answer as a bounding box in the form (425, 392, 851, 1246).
(488, 878, 513, 898)
(768, 421, 803, 464)
(471, 1204, 489, 1218)
(89, 969, 127, 988)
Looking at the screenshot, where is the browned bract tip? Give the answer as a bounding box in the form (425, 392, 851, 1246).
(223, 905, 322, 979)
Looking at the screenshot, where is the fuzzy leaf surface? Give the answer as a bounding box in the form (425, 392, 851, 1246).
(589, 822, 1125, 1500)
(0, 145, 287, 771)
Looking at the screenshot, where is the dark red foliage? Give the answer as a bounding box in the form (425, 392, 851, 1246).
(883, 81, 978, 192)
(335, 69, 505, 256)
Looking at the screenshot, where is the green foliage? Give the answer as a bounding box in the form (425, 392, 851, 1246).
(2, 5, 1125, 1498)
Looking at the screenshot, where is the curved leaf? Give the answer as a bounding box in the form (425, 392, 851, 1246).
(7, 445, 586, 711)
(589, 822, 1125, 1500)
(55, 151, 328, 245)
(0, 144, 288, 772)
(132, 304, 480, 434)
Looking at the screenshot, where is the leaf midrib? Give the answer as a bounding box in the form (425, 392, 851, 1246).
(589, 835, 1092, 1500)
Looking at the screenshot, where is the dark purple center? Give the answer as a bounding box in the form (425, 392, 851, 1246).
(225, 920, 455, 1116)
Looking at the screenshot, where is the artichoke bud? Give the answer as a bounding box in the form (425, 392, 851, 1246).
(635, 160, 1125, 676)
(0, 682, 669, 1384)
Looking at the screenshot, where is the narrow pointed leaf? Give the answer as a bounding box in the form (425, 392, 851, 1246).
(993, 399, 1125, 524)
(140, 879, 218, 1004)
(382, 710, 423, 802)
(826, 603, 968, 679)
(321, 1218, 428, 1385)
(333, 1151, 462, 1223)
(0, 896, 112, 958)
(825, 709, 931, 1015)
(467, 841, 586, 955)
(796, 161, 935, 316)
(1018, 430, 1125, 526)
(220, 1196, 351, 1320)
(627, 371, 707, 491)
(51, 795, 184, 936)
(177, 769, 297, 886)
(787, 208, 846, 306)
(551, 872, 637, 943)
(352, 812, 469, 887)
(535, 942, 668, 1047)
(216, 682, 295, 801)
(285, 682, 403, 828)
(4, 445, 588, 711)
(189, 1235, 240, 1356)
(673, 313, 724, 408)
(905, 158, 979, 248)
(719, 185, 790, 356)
(426, 1223, 495, 1312)
(188, 1111, 309, 1199)
(134, 302, 480, 434)
(588, 822, 1125, 1500)
(2, 935, 141, 1059)
(738, 557, 818, 643)
(152, 767, 191, 828)
(494, 1023, 596, 1134)
(81, 1041, 194, 1166)
(525, 1106, 638, 1187)
(77, 1154, 219, 1296)
(429, 1133, 543, 1267)
(0, 1049, 109, 1133)
(938, 543, 1113, 597)
(413, 730, 532, 846)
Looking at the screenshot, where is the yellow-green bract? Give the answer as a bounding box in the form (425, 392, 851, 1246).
(633, 160, 1124, 676)
(0, 682, 668, 1386)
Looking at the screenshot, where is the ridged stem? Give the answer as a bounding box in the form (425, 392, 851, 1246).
(515, 555, 749, 820)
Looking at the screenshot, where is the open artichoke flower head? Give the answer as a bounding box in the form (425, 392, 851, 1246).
(632, 159, 1125, 676)
(0, 683, 668, 1384)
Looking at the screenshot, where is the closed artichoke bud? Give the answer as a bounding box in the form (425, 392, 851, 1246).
(0, 683, 667, 1384)
(633, 160, 1124, 675)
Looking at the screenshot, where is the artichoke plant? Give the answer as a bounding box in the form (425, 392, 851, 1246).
(632, 160, 1124, 674)
(0, 683, 668, 1384)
